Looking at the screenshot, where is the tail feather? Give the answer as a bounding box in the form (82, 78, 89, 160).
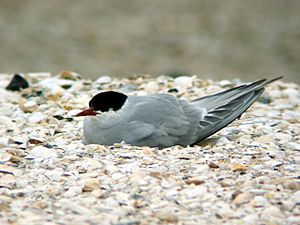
(192, 76, 282, 111)
(191, 76, 282, 145)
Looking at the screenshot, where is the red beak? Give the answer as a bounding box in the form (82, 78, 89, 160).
(75, 108, 98, 117)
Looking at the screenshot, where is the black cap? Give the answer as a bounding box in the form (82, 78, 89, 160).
(89, 91, 128, 112)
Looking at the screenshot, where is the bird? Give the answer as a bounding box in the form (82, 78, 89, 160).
(75, 77, 282, 148)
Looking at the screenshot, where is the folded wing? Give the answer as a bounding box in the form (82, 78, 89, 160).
(191, 77, 282, 144)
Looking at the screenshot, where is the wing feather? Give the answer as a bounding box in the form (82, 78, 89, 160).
(192, 77, 282, 111)
(192, 89, 264, 145)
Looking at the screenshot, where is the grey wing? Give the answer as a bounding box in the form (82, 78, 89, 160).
(192, 77, 282, 111)
(128, 94, 191, 147)
(191, 77, 282, 145)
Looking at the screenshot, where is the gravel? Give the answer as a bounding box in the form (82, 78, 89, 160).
(0, 72, 299, 225)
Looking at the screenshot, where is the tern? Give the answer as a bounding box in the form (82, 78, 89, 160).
(76, 77, 282, 148)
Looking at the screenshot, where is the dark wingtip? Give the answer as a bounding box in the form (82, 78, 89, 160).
(263, 76, 283, 86)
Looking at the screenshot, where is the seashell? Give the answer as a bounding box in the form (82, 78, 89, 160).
(143, 81, 159, 93)
(250, 196, 270, 208)
(174, 76, 195, 90)
(155, 210, 178, 223)
(0, 152, 11, 163)
(28, 112, 46, 123)
(231, 163, 248, 172)
(261, 206, 284, 222)
(0, 164, 22, 176)
(219, 80, 232, 88)
(59, 71, 81, 80)
(95, 76, 112, 84)
(185, 179, 204, 185)
(26, 146, 57, 160)
(64, 186, 82, 198)
(233, 192, 253, 205)
(18, 97, 38, 113)
(82, 178, 101, 192)
(208, 162, 219, 168)
(32, 201, 48, 209)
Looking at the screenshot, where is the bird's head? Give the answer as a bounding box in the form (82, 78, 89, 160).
(75, 91, 128, 117)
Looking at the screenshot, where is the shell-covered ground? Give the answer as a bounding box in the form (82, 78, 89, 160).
(0, 72, 299, 225)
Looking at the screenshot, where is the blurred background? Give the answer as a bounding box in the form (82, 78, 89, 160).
(0, 0, 299, 83)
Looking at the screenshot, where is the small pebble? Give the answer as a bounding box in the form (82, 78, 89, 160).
(261, 206, 284, 223)
(26, 146, 58, 160)
(59, 71, 81, 80)
(250, 196, 269, 208)
(95, 76, 112, 84)
(155, 210, 178, 223)
(6, 74, 29, 91)
(233, 192, 253, 205)
(208, 162, 219, 169)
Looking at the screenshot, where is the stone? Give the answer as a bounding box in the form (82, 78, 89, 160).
(174, 76, 194, 90)
(26, 146, 58, 160)
(95, 76, 112, 84)
(155, 210, 178, 223)
(261, 206, 284, 223)
(6, 74, 29, 91)
(81, 178, 101, 192)
(250, 196, 269, 208)
(18, 98, 38, 113)
(59, 71, 81, 80)
(233, 192, 253, 205)
(286, 142, 300, 151)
